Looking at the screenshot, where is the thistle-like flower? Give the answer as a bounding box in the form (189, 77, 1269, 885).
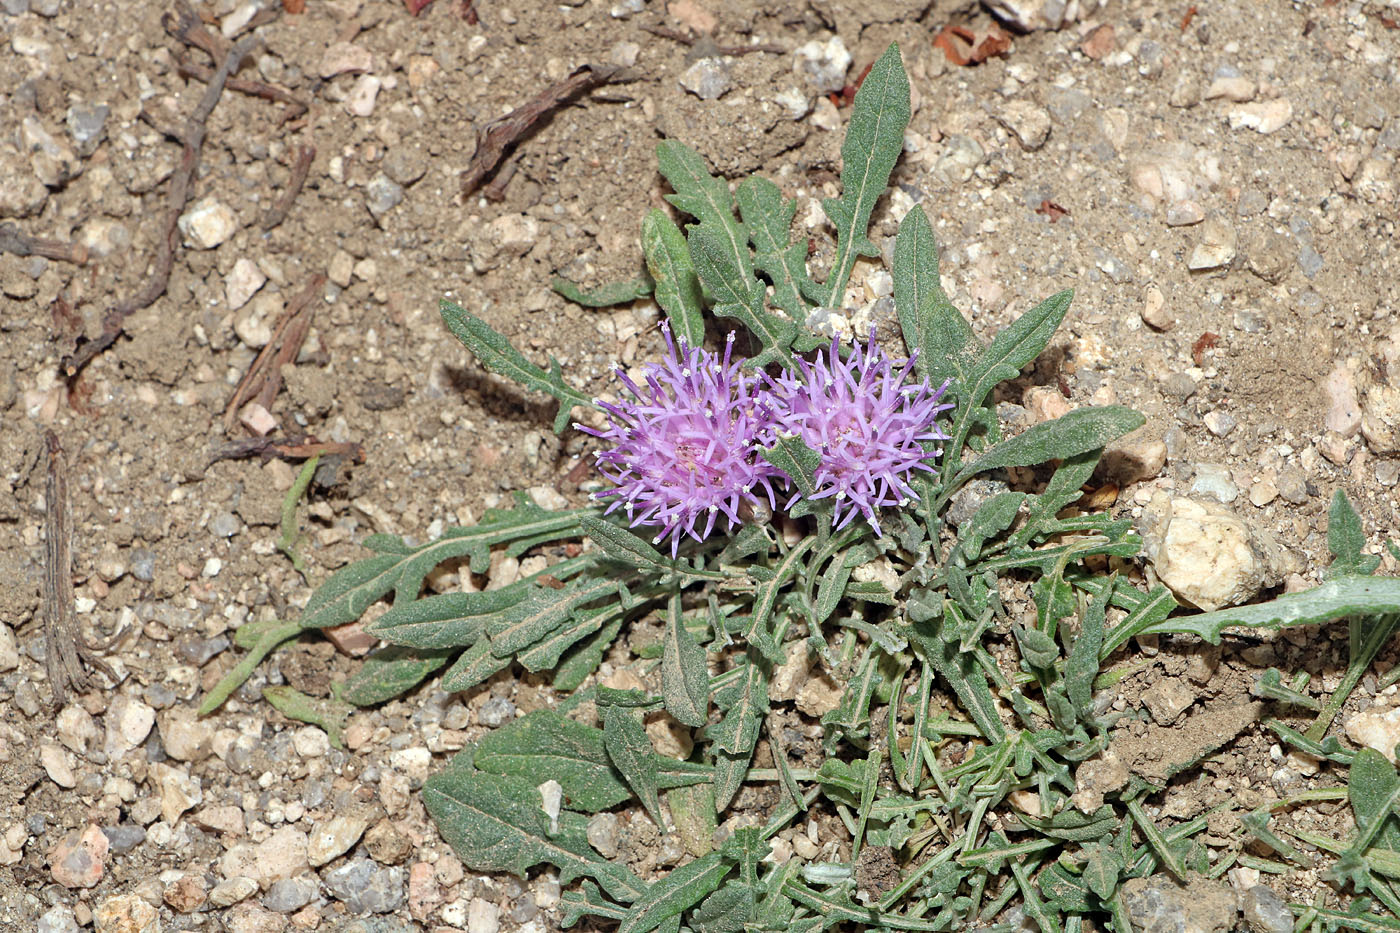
(766, 331, 953, 535)
(578, 326, 781, 555)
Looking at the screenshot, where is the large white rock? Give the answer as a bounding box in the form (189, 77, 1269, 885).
(1138, 493, 1293, 611)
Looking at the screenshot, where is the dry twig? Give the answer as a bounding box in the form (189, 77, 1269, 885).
(43, 433, 117, 706)
(176, 58, 309, 124)
(210, 435, 365, 464)
(0, 223, 88, 265)
(60, 23, 260, 380)
(639, 24, 786, 55)
(262, 143, 316, 229)
(223, 274, 326, 431)
(461, 64, 629, 199)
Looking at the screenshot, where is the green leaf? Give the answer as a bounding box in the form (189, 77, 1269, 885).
(1349, 748, 1400, 854)
(423, 764, 646, 903)
(656, 140, 738, 231)
(1329, 489, 1382, 578)
(551, 274, 653, 307)
(1302, 907, 1400, 933)
(760, 434, 821, 499)
(746, 540, 813, 664)
(969, 289, 1074, 410)
(957, 491, 1025, 561)
(367, 589, 521, 649)
(689, 224, 798, 370)
(662, 594, 710, 728)
(440, 638, 513, 692)
(641, 209, 705, 345)
(440, 299, 593, 433)
(1065, 582, 1109, 717)
(473, 709, 631, 812)
(1015, 625, 1060, 670)
(561, 880, 630, 927)
(951, 406, 1146, 490)
(338, 645, 455, 707)
(1142, 577, 1400, 645)
(737, 176, 818, 317)
(553, 617, 624, 691)
(892, 204, 975, 390)
(690, 880, 756, 933)
(1253, 668, 1321, 710)
(708, 658, 769, 757)
(667, 782, 718, 858)
(821, 43, 911, 307)
(602, 701, 665, 827)
(617, 851, 732, 933)
(518, 600, 635, 672)
(1083, 842, 1124, 901)
(580, 513, 685, 578)
(300, 504, 583, 630)
(489, 578, 620, 656)
(263, 686, 350, 749)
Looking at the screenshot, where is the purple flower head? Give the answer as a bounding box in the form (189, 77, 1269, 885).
(766, 330, 953, 536)
(578, 325, 782, 555)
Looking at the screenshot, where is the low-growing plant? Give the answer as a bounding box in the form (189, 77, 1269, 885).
(209, 43, 1400, 933)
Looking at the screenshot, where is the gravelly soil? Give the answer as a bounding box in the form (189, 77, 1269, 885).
(2, 0, 1399, 930)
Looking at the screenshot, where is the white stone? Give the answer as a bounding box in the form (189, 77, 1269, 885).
(225, 258, 266, 311)
(41, 743, 77, 788)
(468, 897, 500, 933)
(159, 707, 213, 762)
(177, 197, 237, 250)
(996, 100, 1051, 151)
(793, 36, 851, 94)
(0, 624, 18, 672)
(1347, 704, 1400, 763)
(1325, 362, 1363, 437)
(319, 42, 373, 78)
(208, 876, 259, 908)
(1204, 76, 1256, 102)
(239, 402, 278, 436)
(218, 826, 309, 889)
(307, 816, 368, 867)
(1228, 99, 1293, 134)
(527, 485, 568, 511)
(291, 725, 330, 758)
(346, 75, 382, 117)
(1138, 493, 1292, 611)
(151, 761, 202, 826)
(1187, 216, 1237, 270)
(105, 694, 155, 758)
(93, 894, 158, 933)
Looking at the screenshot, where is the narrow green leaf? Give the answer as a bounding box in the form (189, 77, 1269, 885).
(737, 176, 817, 317)
(423, 765, 646, 903)
(602, 702, 664, 827)
(1098, 584, 1177, 658)
(760, 433, 821, 498)
(198, 620, 300, 715)
(440, 299, 593, 433)
(553, 617, 624, 692)
(1300, 907, 1400, 933)
(957, 490, 1025, 561)
(641, 209, 705, 345)
(440, 638, 513, 692)
(518, 601, 635, 672)
(689, 224, 797, 370)
(708, 658, 769, 757)
(952, 406, 1146, 490)
(489, 578, 619, 656)
(662, 594, 710, 728)
(617, 852, 731, 933)
(338, 645, 455, 707)
(1126, 798, 1186, 879)
(821, 43, 911, 307)
(1066, 582, 1109, 717)
(561, 880, 630, 927)
(367, 589, 521, 649)
(581, 513, 676, 575)
(893, 204, 975, 390)
(968, 289, 1075, 409)
(551, 274, 653, 307)
(656, 140, 738, 230)
(263, 686, 351, 749)
(746, 540, 813, 664)
(1142, 577, 1400, 645)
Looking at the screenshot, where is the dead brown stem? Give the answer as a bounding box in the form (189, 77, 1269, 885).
(262, 143, 316, 230)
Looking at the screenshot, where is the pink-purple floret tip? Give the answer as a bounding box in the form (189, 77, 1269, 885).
(576, 324, 952, 555)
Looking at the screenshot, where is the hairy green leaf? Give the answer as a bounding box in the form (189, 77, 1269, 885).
(689, 224, 797, 370)
(662, 594, 710, 728)
(440, 299, 593, 433)
(367, 589, 520, 649)
(603, 701, 665, 827)
(951, 406, 1146, 491)
(423, 765, 646, 903)
(821, 43, 911, 307)
(300, 503, 583, 630)
(440, 638, 513, 692)
(1330, 489, 1382, 578)
(263, 686, 350, 749)
(737, 176, 817, 317)
(893, 204, 975, 390)
(554, 617, 625, 691)
(551, 274, 653, 307)
(641, 209, 705, 345)
(489, 578, 620, 656)
(338, 645, 455, 707)
(1142, 577, 1400, 645)
(617, 851, 731, 933)
(473, 709, 631, 812)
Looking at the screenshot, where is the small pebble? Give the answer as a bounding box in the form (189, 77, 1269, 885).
(365, 174, 404, 220)
(1242, 885, 1293, 933)
(679, 58, 731, 100)
(793, 36, 850, 94)
(101, 824, 146, 855)
(264, 876, 319, 913)
(323, 858, 406, 914)
(49, 824, 108, 889)
(478, 696, 516, 728)
(1203, 410, 1238, 437)
(178, 197, 238, 250)
(93, 894, 157, 933)
(225, 258, 266, 311)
